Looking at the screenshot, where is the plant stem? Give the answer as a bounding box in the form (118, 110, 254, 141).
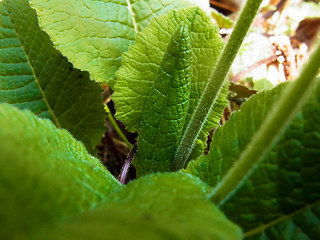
(209, 42, 320, 206)
(118, 143, 137, 184)
(104, 105, 133, 148)
(172, 0, 263, 170)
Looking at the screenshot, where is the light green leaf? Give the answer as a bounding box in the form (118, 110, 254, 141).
(29, 0, 205, 86)
(0, 103, 121, 239)
(211, 8, 234, 29)
(185, 81, 320, 237)
(0, 0, 106, 153)
(135, 24, 192, 174)
(32, 173, 242, 240)
(113, 7, 227, 176)
(252, 78, 274, 91)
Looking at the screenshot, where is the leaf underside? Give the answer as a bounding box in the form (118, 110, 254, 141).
(29, 0, 203, 86)
(32, 173, 242, 240)
(0, 0, 106, 153)
(245, 201, 320, 239)
(185, 82, 320, 238)
(113, 7, 228, 176)
(0, 104, 120, 239)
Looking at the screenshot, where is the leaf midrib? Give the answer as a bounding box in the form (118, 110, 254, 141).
(126, 0, 138, 33)
(8, 4, 61, 128)
(244, 199, 320, 238)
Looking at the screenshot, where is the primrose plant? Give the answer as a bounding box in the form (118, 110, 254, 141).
(0, 0, 320, 239)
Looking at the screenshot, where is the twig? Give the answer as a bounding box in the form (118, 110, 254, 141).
(118, 143, 137, 184)
(230, 54, 278, 82)
(210, 0, 238, 12)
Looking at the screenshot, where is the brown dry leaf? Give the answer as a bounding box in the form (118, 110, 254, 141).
(292, 17, 320, 47)
(229, 83, 257, 99)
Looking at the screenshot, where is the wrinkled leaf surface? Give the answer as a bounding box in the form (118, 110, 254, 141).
(0, 104, 120, 239)
(0, 0, 106, 152)
(33, 173, 242, 240)
(29, 0, 205, 86)
(185, 82, 320, 238)
(113, 7, 227, 175)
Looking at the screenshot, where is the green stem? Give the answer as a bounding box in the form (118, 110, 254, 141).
(209, 42, 320, 206)
(104, 105, 133, 148)
(172, 0, 263, 170)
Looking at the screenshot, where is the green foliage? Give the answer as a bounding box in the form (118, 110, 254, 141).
(29, 0, 203, 86)
(113, 7, 228, 175)
(134, 24, 193, 175)
(0, 0, 106, 153)
(185, 83, 288, 186)
(252, 78, 274, 91)
(33, 173, 242, 240)
(0, 104, 120, 239)
(185, 81, 320, 237)
(172, 0, 264, 171)
(244, 202, 320, 239)
(211, 8, 234, 29)
(1, 0, 320, 239)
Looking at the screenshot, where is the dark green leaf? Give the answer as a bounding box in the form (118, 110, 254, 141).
(245, 201, 320, 239)
(0, 0, 106, 153)
(185, 81, 320, 237)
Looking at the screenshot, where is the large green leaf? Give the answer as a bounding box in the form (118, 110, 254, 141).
(113, 7, 228, 176)
(32, 173, 242, 240)
(133, 24, 192, 175)
(0, 104, 121, 239)
(0, 0, 106, 153)
(245, 202, 320, 239)
(29, 0, 206, 86)
(185, 82, 320, 237)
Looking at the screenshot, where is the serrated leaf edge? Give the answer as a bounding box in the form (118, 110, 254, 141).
(4, 1, 61, 128)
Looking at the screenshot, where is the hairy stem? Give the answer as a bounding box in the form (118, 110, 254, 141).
(209, 42, 320, 205)
(105, 105, 133, 148)
(172, 0, 263, 170)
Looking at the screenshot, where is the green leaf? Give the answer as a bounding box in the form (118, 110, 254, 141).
(169, 0, 263, 171)
(244, 202, 320, 239)
(29, 0, 205, 86)
(0, 103, 121, 239)
(252, 78, 274, 91)
(185, 81, 320, 236)
(0, 0, 106, 153)
(211, 8, 234, 29)
(134, 24, 192, 174)
(32, 173, 242, 240)
(208, 42, 320, 205)
(113, 7, 227, 176)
